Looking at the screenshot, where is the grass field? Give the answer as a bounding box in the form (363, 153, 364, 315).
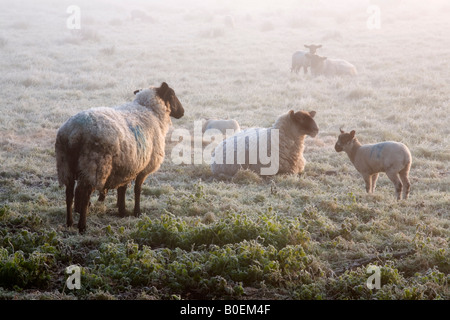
(0, 0, 449, 300)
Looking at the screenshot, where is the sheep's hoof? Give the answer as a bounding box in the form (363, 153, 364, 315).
(134, 210, 141, 218)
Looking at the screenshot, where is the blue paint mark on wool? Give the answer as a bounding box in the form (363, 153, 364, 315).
(370, 143, 385, 159)
(129, 125, 147, 153)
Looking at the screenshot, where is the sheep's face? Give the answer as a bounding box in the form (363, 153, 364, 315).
(156, 82, 184, 119)
(308, 54, 327, 74)
(304, 44, 322, 54)
(289, 110, 319, 138)
(335, 130, 356, 152)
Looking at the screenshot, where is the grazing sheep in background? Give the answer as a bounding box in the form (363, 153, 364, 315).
(307, 54, 357, 76)
(335, 129, 412, 200)
(291, 44, 322, 74)
(202, 119, 241, 136)
(211, 110, 319, 177)
(55, 82, 184, 233)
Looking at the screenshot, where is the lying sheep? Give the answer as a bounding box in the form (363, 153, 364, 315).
(335, 129, 412, 200)
(55, 82, 184, 233)
(291, 44, 322, 74)
(202, 118, 241, 136)
(307, 54, 357, 76)
(211, 110, 318, 177)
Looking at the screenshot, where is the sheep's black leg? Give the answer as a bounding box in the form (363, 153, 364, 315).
(76, 183, 93, 233)
(66, 180, 75, 228)
(134, 173, 148, 217)
(98, 189, 107, 202)
(117, 185, 127, 217)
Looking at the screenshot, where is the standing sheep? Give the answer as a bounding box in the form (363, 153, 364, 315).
(307, 54, 357, 76)
(335, 129, 412, 200)
(55, 82, 184, 233)
(291, 44, 322, 74)
(211, 110, 318, 177)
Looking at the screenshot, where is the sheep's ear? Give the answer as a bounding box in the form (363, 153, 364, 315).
(350, 130, 356, 138)
(157, 82, 171, 100)
(133, 89, 140, 95)
(339, 127, 345, 134)
(317, 44, 322, 48)
(304, 44, 310, 48)
(288, 110, 295, 119)
(309, 111, 316, 118)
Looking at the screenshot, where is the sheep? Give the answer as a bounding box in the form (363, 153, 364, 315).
(291, 44, 322, 74)
(335, 129, 412, 200)
(55, 82, 184, 233)
(211, 110, 318, 177)
(202, 118, 241, 136)
(307, 54, 357, 76)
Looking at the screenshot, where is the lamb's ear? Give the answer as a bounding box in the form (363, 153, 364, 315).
(339, 127, 345, 134)
(309, 111, 316, 118)
(304, 44, 310, 48)
(289, 110, 295, 119)
(133, 89, 140, 95)
(350, 130, 356, 138)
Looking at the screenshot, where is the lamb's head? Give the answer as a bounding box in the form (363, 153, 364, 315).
(335, 128, 356, 152)
(156, 82, 184, 119)
(304, 44, 322, 54)
(307, 54, 327, 73)
(288, 110, 319, 138)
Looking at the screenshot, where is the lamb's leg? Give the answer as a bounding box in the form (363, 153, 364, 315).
(117, 185, 127, 217)
(362, 173, 372, 194)
(370, 173, 379, 193)
(303, 66, 308, 74)
(134, 173, 148, 217)
(386, 171, 402, 200)
(399, 166, 411, 200)
(66, 180, 75, 228)
(76, 183, 93, 233)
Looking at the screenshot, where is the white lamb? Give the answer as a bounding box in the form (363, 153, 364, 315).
(335, 129, 412, 200)
(202, 119, 241, 136)
(307, 54, 357, 76)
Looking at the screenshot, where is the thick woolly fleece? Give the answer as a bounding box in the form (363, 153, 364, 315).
(211, 111, 318, 177)
(56, 88, 171, 192)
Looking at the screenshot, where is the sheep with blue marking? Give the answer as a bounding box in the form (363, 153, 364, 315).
(335, 129, 412, 200)
(55, 82, 184, 233)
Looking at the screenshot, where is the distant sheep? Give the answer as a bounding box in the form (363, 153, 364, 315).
(211, 110, 318, 177)
(291, 44, 322, 74)
(307, 54, 357, 76)
(335, 129, 412, 200)
(202, 119, 241, 136)
(55, 82, 184, 233)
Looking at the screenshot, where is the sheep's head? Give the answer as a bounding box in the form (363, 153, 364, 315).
(304, 44, 322, 54)
(156, 82, 184, 119)
(288, 110, 319, 138)
(307, 54, 327, 74)
(335, 129, 356, 152)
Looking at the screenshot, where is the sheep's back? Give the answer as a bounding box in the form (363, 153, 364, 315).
(358, 142, 411, 173)
(325, 59, 357, 76)
(211, 128, 277, 176)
